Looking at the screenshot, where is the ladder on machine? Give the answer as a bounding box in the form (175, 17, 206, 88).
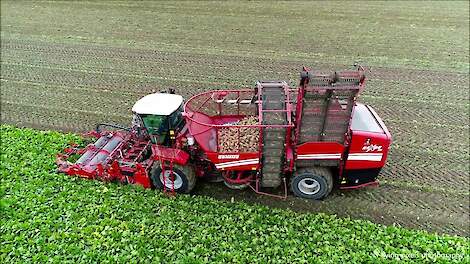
(257, 81, 290, 188)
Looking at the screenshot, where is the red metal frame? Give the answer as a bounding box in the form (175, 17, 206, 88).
(57, 130, 153, 188)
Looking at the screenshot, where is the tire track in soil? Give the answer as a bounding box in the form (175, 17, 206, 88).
(1, 38, 469, 236)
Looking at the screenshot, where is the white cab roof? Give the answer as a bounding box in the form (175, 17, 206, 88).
(132, 93, 183, 115)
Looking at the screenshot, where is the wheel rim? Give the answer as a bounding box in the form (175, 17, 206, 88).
(160, 170, 183, 189)
(298, 178, 321, 195)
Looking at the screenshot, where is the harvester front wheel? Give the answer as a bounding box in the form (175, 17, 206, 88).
(291, 167, 333, 200)
(150, 164, 196, 194)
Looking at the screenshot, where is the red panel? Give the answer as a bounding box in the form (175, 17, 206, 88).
(296, 142, 345, 160)
(186, 112, 217, 152)
(151, 145, 190, 165)
(345, 130, 391, 170)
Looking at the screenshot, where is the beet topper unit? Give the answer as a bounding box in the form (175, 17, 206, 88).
(57, 66, 391, 199)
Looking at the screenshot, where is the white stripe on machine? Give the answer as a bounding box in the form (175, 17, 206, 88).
(215, 158, 259, 169)
(297, 154, 341, 160)
(347, 153, 383, 161)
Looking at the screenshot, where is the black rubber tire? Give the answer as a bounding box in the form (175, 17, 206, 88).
(150, 163, 196, 194)
(311, 167, 334, 197)
(291, 167, 333, 200)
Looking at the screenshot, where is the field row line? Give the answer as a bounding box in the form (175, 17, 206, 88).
(1, 45, 289, 76)
(324, 182, 469, 219)
(3, 77, 468, 127)
(367, 77, 469, 87)
(315, 194, 467, 236)
(4, 53, 468, 98)
(6, 33, 467, 73)
(389, 142, 468, 159)
(3, 63, 467, 112)
(380, 178, 469, 197)
(2, 99, 467, 162)
(1, 100, 130, 120)
(1, 115, 92, 133)
(1, 34, 326, 65)
(1, 62, 235, 86)
(385, 119, 468, 129)
(361, 94, 468, 107)
(5, 39, 467, 81)
(4, 27, 465, 70)
(4, 39, 469, 82)
(382, 161, 469, 189)
(0, 79, 147, 97)
(389, 144, 468, 158)
(5, 39, 469, 81)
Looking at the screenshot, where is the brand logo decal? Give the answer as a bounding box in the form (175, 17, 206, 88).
(218, 154, 240, 159)
(362, 139, 383, 152)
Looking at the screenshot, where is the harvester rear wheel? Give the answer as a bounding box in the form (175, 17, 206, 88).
(150, 163, 196, 194)
(291, 167, 333, 200)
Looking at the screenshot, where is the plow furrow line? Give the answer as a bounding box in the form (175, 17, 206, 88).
(367, 76, 469, 87)
(381, 164, 470, 191)
(361, 94, 468, 107)
(1, 45, 290, 75)
(1, 114, 90, 133)
(389, 135, 468, 154)
(376, 109, 466, 127)
(0, 76, 225, 100)
(4, 39, 468, 83)
(329, 185, 468, 219)
(1, 37, 320, 66)
(387, 146, 468, 159)
(381, 179, 470, 197)
(1, 62, 232, 86)
(0, 79, 145, 97)
(385, 119, 469, 129)
(0, 61, 254, 85)
(1, 100, 130, 120)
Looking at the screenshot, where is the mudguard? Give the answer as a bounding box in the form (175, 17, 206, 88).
(151, 145, 190, 165)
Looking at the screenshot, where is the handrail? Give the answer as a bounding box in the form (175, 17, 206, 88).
(96, 123, 131, 133)
(183, 89, 293, 129)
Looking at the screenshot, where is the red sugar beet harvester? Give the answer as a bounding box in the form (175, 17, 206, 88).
(57, 66, 391, 199)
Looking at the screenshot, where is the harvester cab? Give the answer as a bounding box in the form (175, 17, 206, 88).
(131, 93, 185, 146)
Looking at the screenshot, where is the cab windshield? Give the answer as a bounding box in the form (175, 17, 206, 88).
(140, 105, 185, 145)
(141, 115, 166, 135)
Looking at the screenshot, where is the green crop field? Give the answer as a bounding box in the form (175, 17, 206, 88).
(1, 125, 468, 263)
(1, 1, 469, 261)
